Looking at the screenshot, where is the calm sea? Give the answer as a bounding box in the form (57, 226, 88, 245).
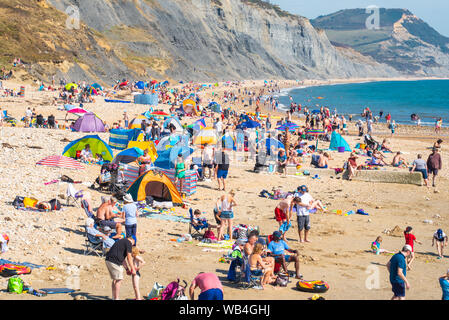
(277, 80, 449, 127)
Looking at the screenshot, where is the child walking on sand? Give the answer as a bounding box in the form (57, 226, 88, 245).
(404, 226, 422, 270)
(130, 247, 145, 300)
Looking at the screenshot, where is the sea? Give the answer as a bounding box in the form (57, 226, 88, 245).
(276, 79, 449, 128)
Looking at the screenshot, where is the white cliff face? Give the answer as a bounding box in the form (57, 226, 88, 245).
(43, 0, 396, 82)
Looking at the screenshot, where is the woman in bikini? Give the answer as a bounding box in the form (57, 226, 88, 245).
(249, 243, 276, 289)
(137, 148, 152, 176)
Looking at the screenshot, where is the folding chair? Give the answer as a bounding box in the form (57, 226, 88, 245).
(81, 199, 95, 219)
(66, 183, 83, 207)
(83, 226, 105, 257)
(188, 208, 206, 240)
(239, 254, 263, 290)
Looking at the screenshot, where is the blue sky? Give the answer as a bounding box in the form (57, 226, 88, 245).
(270, 0, 449, 36)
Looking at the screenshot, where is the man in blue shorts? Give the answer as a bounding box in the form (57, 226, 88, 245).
(214, 149, 230, 191)
(267, 231, 302, 279)
(386, 245, 412, 300)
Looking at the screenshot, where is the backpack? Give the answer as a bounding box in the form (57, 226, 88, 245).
(161, 279, 187, 300)
(7, 276, 24, 294)
(436, 229, 445, 241)
(275, 273, 289, 287)
(49, 199, 61, 211)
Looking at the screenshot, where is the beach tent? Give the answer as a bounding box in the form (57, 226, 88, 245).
(262, 138, 285, 153)
(153, 146, 194, 170)
(193, 128, 218, 146)
(182, 99, 199, 116)
(91, 83, 103, 91)
(127, 170, 183, 204)
(72, 112, 106, 132)
(128, 115, 149, 129)
(163, 117, 183, 133)
(127, 141, 158, 162)
(135, 81, 147, 90)
(63, 135, 114, 162)
(209, 102, 221, 113)
(112, 147, 144, 165)
(329, 131, 352, 152)
(109, 128, 141, 150)
(36, 155, 84, 170)
(156, 133, 188, 151)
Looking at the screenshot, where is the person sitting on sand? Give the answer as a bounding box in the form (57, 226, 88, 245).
(80, 144, 95, 162)
(392, 152, 408, 168)
(249, 243, 276, 289)
(371, 236, 394, 255)
(267, 231, 302, 279)
(316, 152, 330, 169)
(381, 139, 393, 152)
(371, 149, 387, 166)
(347, 152, 359, 181)
(432, 229, 448, 260)
(277, 149, 288, 175)
(96, 197, 125, 239)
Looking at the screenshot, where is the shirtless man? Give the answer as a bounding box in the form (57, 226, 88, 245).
(392, 152, 408, 168)
(96, 197, 124, 239)
(275, 195, 293, 229)
(317, 152, 330, 169)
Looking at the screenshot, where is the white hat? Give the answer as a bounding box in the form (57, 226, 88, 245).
(85, 218, 94, 227)
(403, 244, 413, 252)
(123, 194, 134, 203)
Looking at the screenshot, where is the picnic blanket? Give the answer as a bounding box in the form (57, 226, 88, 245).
(197, 240, 234, 249)
(140, 207, 190, 223)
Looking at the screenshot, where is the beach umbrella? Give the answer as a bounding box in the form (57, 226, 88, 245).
(237, 120, 261, 130)
(262, 138, 285, 152)
(36, 155, 84, 170)
(150, 111, 170, 117)
(150, 80, 158, 85)
(67, 108, 87, 114)
(306, 129, 326, 150)
(135, 81, 147, 90)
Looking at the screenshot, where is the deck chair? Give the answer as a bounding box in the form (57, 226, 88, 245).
(83, 226, 105, 257)
(81, 199, 95, 219)
(188, 208, 206, 240)
(66, 183, 83, 207)
(239, 254, 263, 290)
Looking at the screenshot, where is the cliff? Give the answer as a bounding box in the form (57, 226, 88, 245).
(1, 0, 399, 84)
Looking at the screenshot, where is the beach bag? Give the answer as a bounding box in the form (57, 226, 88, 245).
(161, 279, 187, 300)
(275, 273, 289, 287)
(49, 199, 61, 211)
(7, 276, 24, 294)
(148, 282, 165, 300)
(203, 230, 216, 240)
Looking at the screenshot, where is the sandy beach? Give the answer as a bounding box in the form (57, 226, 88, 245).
(0, 76, 448, 300)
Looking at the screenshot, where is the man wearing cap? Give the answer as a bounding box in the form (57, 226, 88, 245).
(386, 245, 412, 300)
(267, 231, 302, 279)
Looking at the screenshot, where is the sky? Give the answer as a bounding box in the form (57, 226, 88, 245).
(269, 0, 449, 37)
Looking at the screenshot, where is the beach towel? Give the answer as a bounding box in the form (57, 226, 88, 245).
(196, 240, 234, 249)
(39, 288, 77, 294)
(0, 259, 45, 269)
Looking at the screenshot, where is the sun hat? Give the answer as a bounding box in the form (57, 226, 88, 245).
(123, 194, 134, 203)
